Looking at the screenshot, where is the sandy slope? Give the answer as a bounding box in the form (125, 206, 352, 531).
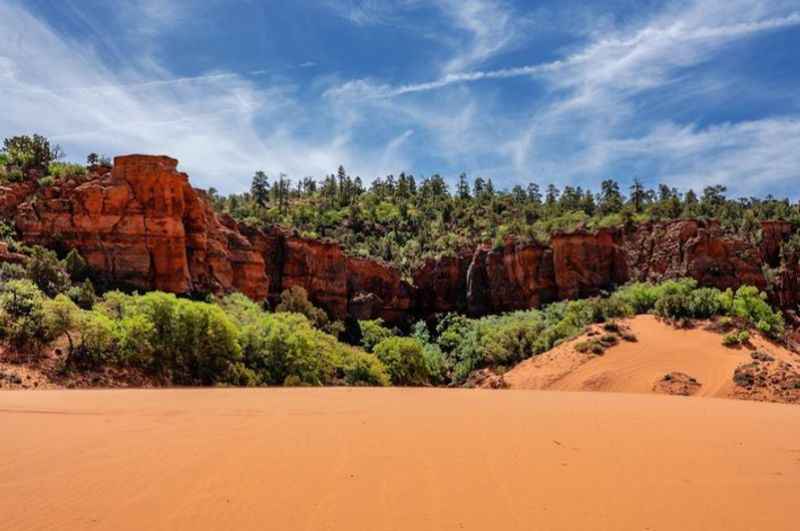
(2, 388, 800, 531)
(504, 315, 799, 399)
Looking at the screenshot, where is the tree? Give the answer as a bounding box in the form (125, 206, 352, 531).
(64, 249, 89, 282)
(2, 134, 60, 171)
(87, 153, 99, 167)
(251, 171, 270, 207)
(26, 246, 70, 297)
(44, 295, 80, 355)
(457, 173, 470, 199)
(0, 279, 49, 355)
(373, 336, 431, 386)
(598, 179, 624, 215)
(527, 182, 542, 205)
(629, 178, 647, 213)
(275, 286, 339, 335)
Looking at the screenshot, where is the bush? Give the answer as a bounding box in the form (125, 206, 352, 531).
(2, 134, 59, 170)
(37, 176, 54, 188)
(276, 285, 342, 335)
(67, 280, 97, 310)
(723, 286, 785, 338)
(0, 279, 49, 354)
(615, 278, 697, 314)
(43, 294, 80, 354)
(64, 249, 90, 281)
(75, 311, 116, 366)
(48, 162, 86, 179)
(374, 336, 431, 386)
(0, 262, 27, 282)
(26, 246, 71, 297)
(722, 333, 740, 347)
(359, 318, 395, 353)
(337, 348, 391, 386)
(688, 288, 723, 318)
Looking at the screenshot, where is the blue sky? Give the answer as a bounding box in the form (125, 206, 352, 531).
(1, 0, 799, 196)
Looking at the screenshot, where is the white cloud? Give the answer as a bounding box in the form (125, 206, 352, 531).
(435, 0, 525, 72)
(327, 10, 800, 99)
(599, 118, 800, 195)
(0, 1, 411, 191)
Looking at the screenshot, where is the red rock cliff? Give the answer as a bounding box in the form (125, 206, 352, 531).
(7, 155, 800, 324)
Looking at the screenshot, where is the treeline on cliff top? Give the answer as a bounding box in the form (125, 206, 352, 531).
(0, 134, 791, 387)
(215, 163, 800, 278)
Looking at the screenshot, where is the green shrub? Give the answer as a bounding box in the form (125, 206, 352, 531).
(113, 314, 155, 366)
(0, 262, 27, 282)
(737, 330, 751, 344)
(359, 318, 395, 352)
(75, 311, 116, 366)
(238, 310, 387, 387)
(43, 294, 80, 353)
(48, 162, 86, 179)
(0, 279, 49, 354)
(2, 134, 59, 170)
(276, 285, 342, 335)
(26, 246, 71, 297)
(337, 348, 391, 386)
(688, 288, 723, 318)
(374, 336, 431, 386)
(721, 286, 784, 338)
(722, 333, 740, 347)
(37, 176, 54, 188)
(64, 249, 90, 281)
(67, 280, 97, 310)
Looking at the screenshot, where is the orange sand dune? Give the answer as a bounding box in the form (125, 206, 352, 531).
(504, 314, 799, 399)
(2, 388, 800, 531)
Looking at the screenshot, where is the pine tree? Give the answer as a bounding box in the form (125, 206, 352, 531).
(251, 171, 270, 207)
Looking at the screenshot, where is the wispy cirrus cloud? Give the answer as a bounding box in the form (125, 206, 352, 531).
(327, 10, 800, 99)
(0, 1, 412, 191)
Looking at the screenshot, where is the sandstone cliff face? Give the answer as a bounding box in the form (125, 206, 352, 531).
(551, 229, 628, 300)
(622, 220, 766, 291)
(466, 241, 557, 315)
(347, 257, 414, 322)
(6, 155, 800, 325)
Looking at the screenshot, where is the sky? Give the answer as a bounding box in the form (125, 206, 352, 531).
(1, 0, 799, 197)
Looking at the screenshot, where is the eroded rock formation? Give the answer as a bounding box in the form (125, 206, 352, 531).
(5, 154, 800, 325)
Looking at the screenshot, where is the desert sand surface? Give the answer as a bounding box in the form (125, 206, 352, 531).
(2, 388, 799, 531)
(504, 314, 799, 399)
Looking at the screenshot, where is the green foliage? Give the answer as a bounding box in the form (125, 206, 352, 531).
(359, 318, 395, 352)
(275, 285, 342, 336)
(43, 294, 80, 352)
(722, 333, 741, 347)
(239, 311, 387, 386)
(64, 249, 90, 281)
(126, 292, 243, 385)
(48, 162, 86, 179)
(0, 262, 27, 283)
(26, 245, 71, 297)
(721, 286, 785, 338)
(37, 176, 55, 188)
(67, 280, 97, 310)
(0, 280, 49, 354)
(374, 336, 431, 386)
(76, 311, 116, 366)
(2, 134, 60, 171)
(613, 278, 698, 314)
(203, 162, 800, 276)
(0, 220, 17, 242)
